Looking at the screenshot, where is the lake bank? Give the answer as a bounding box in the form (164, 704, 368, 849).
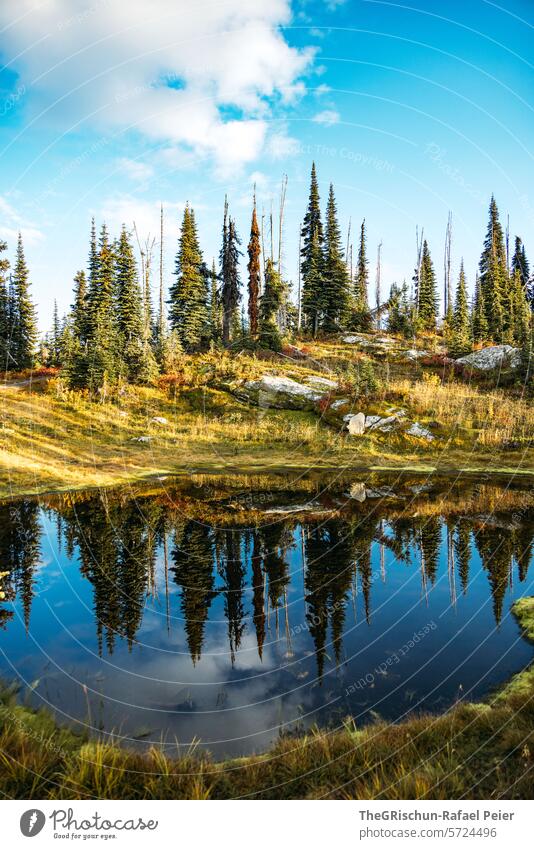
(1, 593, 533, 799)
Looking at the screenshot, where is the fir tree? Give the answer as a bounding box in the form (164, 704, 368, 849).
(219, 204, 242, 347)
(417, 239, 438, 330)
(11, 233, 37, 369)
(300, 163, 325, 335)
(85, 224, 118, 392)
(115, 226, 157, 383)
(50, 299, 61, 366)
(351, 219, 372, 329)
(258, 259, 284, 351)
(71, 270, 88, 343)
(511, 236, 530, 288)
(472, 272, 488, 342)
(479, 196, 506, 340)
(322, 183, 349, 331)
(0, 239, 10, 371)
(247, 198, 261, 338)
(169, 205, 208, 351)
(209, 259, 221, 341)
(450, 260, 471, 356)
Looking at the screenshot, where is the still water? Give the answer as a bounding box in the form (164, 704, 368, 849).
(1, 474, 533, 757)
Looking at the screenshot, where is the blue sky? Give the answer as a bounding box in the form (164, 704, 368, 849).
(0, 0, 533, 329)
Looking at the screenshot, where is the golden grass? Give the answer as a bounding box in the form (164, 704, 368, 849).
(0, 343, 533, 500)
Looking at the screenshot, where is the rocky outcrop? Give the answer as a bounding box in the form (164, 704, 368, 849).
(304, 375, 338, 391)
(406, 422, 434, 441)
(456, 345, 521, 372)
(235, 375, 324, 411)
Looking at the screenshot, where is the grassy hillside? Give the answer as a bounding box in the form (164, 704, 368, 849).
(0, 336, 533, 498)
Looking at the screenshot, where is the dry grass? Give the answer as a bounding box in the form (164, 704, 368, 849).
(0, 343, 533, 500)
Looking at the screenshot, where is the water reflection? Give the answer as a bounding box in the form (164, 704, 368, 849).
(0, 476, 533, 756)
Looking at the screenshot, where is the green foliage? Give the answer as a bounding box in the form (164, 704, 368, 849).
(0, 239, 10, 370)
(219, 200, 242, 346)
(416, 240, 438, 331)
(322, 183, 349, 331)
(449, 261, 472, 357)
(387, 281, 414, 337)
(11, 233, 38, 370)
(479, 196, 507, 340)
(300, 163, 325, 335)
(169, 206, 209, 351)
(258, 259, 284, 351)
(351, 219, 372, 330)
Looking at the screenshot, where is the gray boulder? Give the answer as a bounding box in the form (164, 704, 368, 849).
(236, 375, 324, 411)
(406, 422, 434, 441)
(456, 345, 521, 371)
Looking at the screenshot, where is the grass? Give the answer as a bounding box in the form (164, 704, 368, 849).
(0, 339, 533, 499)
(1, 595, 533, 800)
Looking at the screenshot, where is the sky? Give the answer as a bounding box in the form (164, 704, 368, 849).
(0, 0, 533, 330)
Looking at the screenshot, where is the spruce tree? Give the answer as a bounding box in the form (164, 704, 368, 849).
(71, 270, 88, 343)
(322, 183, 349, 331)
(220, 206, 242, 347)
(169, 205, 209, 351)
(11, 233, 37, 369)
(115, 226, 157, 383)
(258, 259, 284, 351)
(472, 272, 488, 342)
(300, 163, 324, 334)
(85, 224, 118, 392)
(351, 219, 371, 329)
(450, 260, 471, 356)
(0, 239, 10, 371)
(417, 240, 438, 331)
(511, 236, 530, 287)
(50, 299, 61, 366)
(209, 259, 221, 342)
(247, 198, 261, 338)
(479, 196, 506, 340)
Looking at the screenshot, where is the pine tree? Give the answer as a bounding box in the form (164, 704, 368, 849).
(169, 205, 208, 351)
(11, 233, 37, 369)
(511, 236, 530, 288)
(471, 272, 488, 342)
(115, 226, 157, 383)
(208, 259, 221, 342)
(479, 196, 506, 340)
(351, 219, 371, 329)
(322, 183, 349, 331)
(449, 260, 471, 356)
(50, 299, 61, 366)
(247, 198, 261, 338)
(417, 239, 438, 331)
(0, 239, 10, 371)
(85, 224, 118, 392)
(258, 259, 284, 351)
(300, 163, 325, 335)
(219, 203, 242, 347)
(71, 270, 88, 343)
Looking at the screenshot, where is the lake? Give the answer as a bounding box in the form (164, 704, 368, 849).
(1, 472, 533, 757)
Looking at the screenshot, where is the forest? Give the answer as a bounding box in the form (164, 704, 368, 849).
(1, 163, 532, 394)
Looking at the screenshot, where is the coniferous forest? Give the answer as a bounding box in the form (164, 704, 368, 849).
(1, 164, 532, 392)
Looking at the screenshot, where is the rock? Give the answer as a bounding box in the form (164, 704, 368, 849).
(365, 415, 398, 432)
(406, 422, 434, 441)
(330, 398, 350, 410)
(131, 436, 151, 443)
(456, 345, 521, 371)
(404, 349, 430, 361)
(304, 375, 338, 391)
(150, 416, 169, 425)
(344, 412, 366, 435)
(348, 482, 366, 501)
(236, 374, 323, 411)
(118, 411, 128, 418)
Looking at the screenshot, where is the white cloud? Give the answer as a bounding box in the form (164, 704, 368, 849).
(312, 109, 340, 126)
(99, 196, 185, 238)
(0, 195, 44, 245)
(0, 0, 314, 175)
(115, 158, 154, 183)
